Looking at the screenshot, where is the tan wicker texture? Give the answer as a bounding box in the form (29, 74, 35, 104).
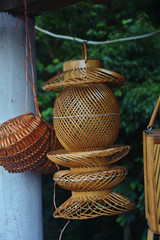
(45, 43, 134, 220)
(54, 166, 128, 192)
(43, 60, 127, 92)
(47, 145, 131, 168)
(50, 144, 135, 219)
(53, 190, 136, 220)
(54, 83, 120, 152)
(0, 113, 56, 174)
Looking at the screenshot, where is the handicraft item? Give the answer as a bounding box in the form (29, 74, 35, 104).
(44, 42, 136, 219)
(143, 96, 160, 239)
(0, 113, 58, 174)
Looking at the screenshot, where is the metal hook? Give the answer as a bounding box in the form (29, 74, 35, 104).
(69, 4, 95, 43)
(147, 125, 152, 131)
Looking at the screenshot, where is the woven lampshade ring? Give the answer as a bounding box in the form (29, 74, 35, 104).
(43, 65, 127, 92)
(53, 166, 128, 192)
(0, 121, 51, 166)
(53, 83, 120, 152)
(47, 146, 131, 168)
(53, 191, 136, 220)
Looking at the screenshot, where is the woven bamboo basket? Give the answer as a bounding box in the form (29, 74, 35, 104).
(54, 83, 120, 152)
(53, 190, 136, 220)
(54, 165, 128, 192)
(0, 113, 56, 174)
(47, 145, 131, 168)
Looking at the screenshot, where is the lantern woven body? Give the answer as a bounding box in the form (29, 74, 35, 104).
(0, 113, 56, 174)
(54, 83, 120, 152)
(44, 45, 135, 219)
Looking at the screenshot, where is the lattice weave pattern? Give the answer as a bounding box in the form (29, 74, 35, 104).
(47, 146, 131, 168)
(48, 146, 136, 219)
(53, 191, 135, 220)
(44, 50, 135, 219)
(54, 166, 128, 192)
(0, 113, 56, 174)
(54, 83, 120, 152)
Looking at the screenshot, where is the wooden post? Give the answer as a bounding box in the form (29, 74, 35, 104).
(0, 13, 43, 240)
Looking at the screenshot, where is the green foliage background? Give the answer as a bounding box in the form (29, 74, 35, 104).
(35, 0, 160, 239)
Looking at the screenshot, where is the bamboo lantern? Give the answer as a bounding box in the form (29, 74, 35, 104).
(143, 96, 160, 239)
(0, 113, 57, 174)
(44, 42, 136, 219)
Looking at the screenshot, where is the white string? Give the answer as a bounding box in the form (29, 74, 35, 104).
(35, 26, 160, 45)
(53, 113, 120, 119)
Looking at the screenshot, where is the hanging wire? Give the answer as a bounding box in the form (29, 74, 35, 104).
(35, 25, 160, 45)
(69, 4, 95, 43)
(15, 0, 41, 117)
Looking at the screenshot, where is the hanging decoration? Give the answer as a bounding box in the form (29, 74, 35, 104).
(0, 113, 57, 173)
(0, 0, 60, 174)
(143, 96, 160, 239)
(44, 41, 136, 219)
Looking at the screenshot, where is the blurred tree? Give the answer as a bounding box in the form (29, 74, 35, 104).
(35, 0, 160, 239)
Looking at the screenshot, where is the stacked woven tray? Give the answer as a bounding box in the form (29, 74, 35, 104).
(44, 42, 136, 219)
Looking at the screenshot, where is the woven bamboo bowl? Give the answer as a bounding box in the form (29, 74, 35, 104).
(0, 113, 56, 174)
(54, 165, 128, 192)
(47, 145, 131, 168)
(53, 190, 136, 220)
(54, 83, 120, 152)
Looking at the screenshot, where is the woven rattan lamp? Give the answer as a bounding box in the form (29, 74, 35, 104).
(44, 42, 135, 219)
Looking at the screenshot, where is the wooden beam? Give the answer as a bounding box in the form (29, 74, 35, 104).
(0, 0, 82, 16)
